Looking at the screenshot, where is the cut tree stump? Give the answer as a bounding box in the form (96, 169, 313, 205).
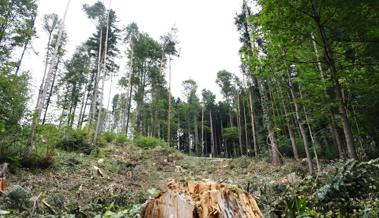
(141, 181, 263, 218)
(0, 178, 7, 193)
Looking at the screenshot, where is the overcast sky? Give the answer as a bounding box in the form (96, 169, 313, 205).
(23, 0, 243, 104)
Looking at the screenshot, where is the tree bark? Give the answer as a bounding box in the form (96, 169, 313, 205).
(167, 55, 172, 146)
(258, 80, 282, 166)
(210, 111, 215, 157)
(141, 181, 263, 218)
(236, 94, 243, 155)
(249, 91, 258, 156)
(201, 105, 204, 156)
(311, 1, 357, 159)
(288, 78, 313, 174)
(27, 0, 71, 156)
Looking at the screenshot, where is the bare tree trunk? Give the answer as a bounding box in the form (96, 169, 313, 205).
(311, 2, 357, 159)
(122, 47, 134, 136)
(299, 89, 321, 172)
(311, 32, 344, 160)
(236, 94, 243, 155)
(258, 80, 282, 166)
(210, 111, 215, 157)
(288, 77, 313, 174)
(201, 105, 204, 156)
(94, 1, 112, 144)
(27, 0, 71, 156)
(42, 56, 61, 124)
(77, 88, 87, 128)
(15, 16, 35, 75)
(281, 96, 300, 161)
(249, 92, 258, 156)
(242, 96, 250, 155)
(167, 55, 172, 146)
(195, 119, 199, 155)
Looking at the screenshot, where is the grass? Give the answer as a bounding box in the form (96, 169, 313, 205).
(1, 142, 341, 217)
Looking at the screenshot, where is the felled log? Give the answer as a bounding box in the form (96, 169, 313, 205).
(141, 181, 263, 218)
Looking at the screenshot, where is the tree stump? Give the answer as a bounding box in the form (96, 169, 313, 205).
(0, 178, 8, 193)
(141, 181, 263, 218)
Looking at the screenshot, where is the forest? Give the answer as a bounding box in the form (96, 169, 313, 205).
(0, 0, 379, 217)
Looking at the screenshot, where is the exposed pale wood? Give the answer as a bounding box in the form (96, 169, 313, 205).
(141, 181, 263, 218)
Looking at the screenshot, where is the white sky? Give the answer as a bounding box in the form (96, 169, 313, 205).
(23, 0, 243, 104)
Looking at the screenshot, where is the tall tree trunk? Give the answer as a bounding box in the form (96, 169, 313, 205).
(77, 88, 87, 128)
(27, 0, 71, 156)
(167, 55, 172, 146)
(280, 95, 300, 161)
(249, 91, 258, 156)
(15, 16, 35, 75)
(195, 118, 199, 155)
(210, 111, 215, 158)
(311, 2, 357, 159)
(236, 94, 243, 155)
(123, 47, 134, 136)
(42, 56, 61, 124)
(201, 105, 204, 156)
(299, 89, 321, 172)
(288, 76, 313, 174)
(242, 96, 249, 155)
(311, 32, 344, 160)
(220, 117, 226, 157)
(258, 80, 282, 166)
(94, 2, 112, 144)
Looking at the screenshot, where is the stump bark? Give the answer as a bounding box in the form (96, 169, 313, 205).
(0, 178, 7, 193)
(141, 181, 263, 218)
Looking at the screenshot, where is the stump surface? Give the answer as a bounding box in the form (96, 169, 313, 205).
(141, 181, 263, 218)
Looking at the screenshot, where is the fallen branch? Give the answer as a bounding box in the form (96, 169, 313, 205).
(42, 199, 56, 214)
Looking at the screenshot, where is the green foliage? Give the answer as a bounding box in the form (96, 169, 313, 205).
(223, 127, 239, 141)
(4, 185, 32, 210)
(133, 135, 167, 149)
(268, 159, 379, 217)
(56, 129, 93, 154)
(102, 131, 116, 143)
(314, 158, 379, 215)
(115, 133, 127, 146)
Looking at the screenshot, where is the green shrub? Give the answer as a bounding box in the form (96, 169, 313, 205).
(115, 134, 127, 146)
(56, 129, 93, 154)
(133, 136, 167, 149)
(102, 131, 116, 143)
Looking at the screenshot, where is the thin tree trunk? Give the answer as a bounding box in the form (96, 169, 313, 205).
(242, 96, 249, 155)
(15, 16, 35, 75)
(201, 105, 204, 156)
(94, 2, 112, 144)
(77, 88, 87, 128)
(311, 2, 357, 159)
(42, 56, 61, 124)
(258, 80, 282, 166)
(123, 46, 134, 136)
(89, 27, 104, 128)
(281, 96, 300, 161)
(249, 91, 258, 156)
(236, 94, 243, 155)
(210, 111, 215, 158)
(299, 89, 321, 172)
(195, 118, 199, 155)
(27, 0, 71, 156)
(167, 55, 172, 146)
(288, 76, 313, 174)
(311, 32, 344, 160)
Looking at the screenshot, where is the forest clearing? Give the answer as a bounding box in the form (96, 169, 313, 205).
(1, 0, 379, 217)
